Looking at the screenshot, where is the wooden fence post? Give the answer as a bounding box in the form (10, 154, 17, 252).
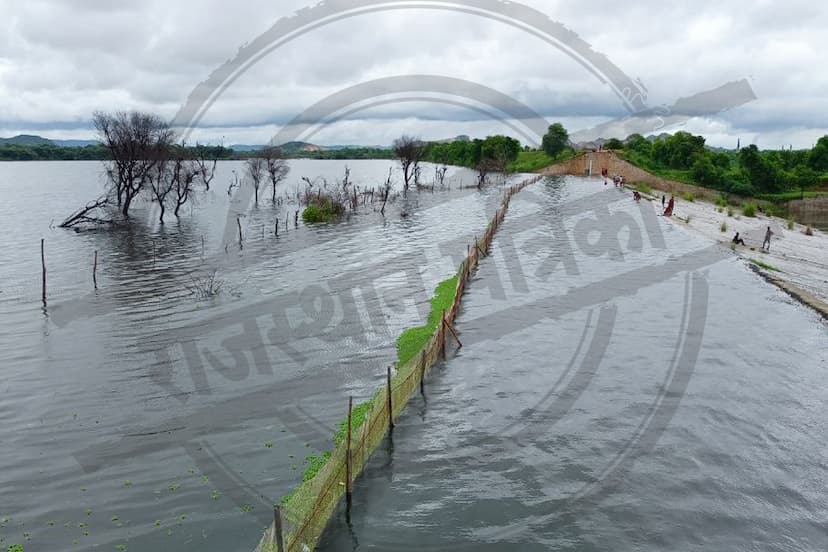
(93, 250, 98, 289)
(386, 367, 394, 430)
(345, 396, 353, 505)
(443, 317, 463, 349)
(440, 309, 446, 360)
(419, 350, 427, 394)
(41, 239, 46, 305)
(272, 505, 285, 552)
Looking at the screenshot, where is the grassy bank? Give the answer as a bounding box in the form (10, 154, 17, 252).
(509, 149, 578, 173)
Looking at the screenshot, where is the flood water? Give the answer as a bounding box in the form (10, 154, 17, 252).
(0, 160, 525, 551)
(319, 178, 828, 551)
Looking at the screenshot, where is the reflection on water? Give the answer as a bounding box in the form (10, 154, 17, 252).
(0, 160, 528, 551)
(319, 178, 828, 551)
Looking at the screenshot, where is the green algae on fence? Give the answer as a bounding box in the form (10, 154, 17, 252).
(397, 275, 459, 366)
(274, 276, 460, 529)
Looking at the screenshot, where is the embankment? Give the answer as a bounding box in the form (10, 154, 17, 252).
(255, 174, 544, 552)
(541, 150, 728, 202)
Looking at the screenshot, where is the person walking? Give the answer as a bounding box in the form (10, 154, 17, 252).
(662, 195, 666, 208)
(763, 226, 774, 251)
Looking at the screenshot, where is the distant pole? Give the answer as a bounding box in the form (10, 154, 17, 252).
(41, 239, 46, 305)
(275, 222, 279, 237)
(93, 250, 98, 289)
(201, 236, 205, 257)
(237, 217, 243, 243)
(345, 396, 353, 506)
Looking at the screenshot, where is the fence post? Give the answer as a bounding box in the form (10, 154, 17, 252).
(386, 367, 394, 431)
(41, 239, 46, 305)
(443, 316, 463, 349)
(440, 309, 446, 360)
(419, 350, 427, 395)
(93, 250, 98, 289)
(345, 396, 353, 506)
(272, 505, 285, 552)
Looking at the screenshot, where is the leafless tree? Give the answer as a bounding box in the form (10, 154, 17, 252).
(476, 158, 499, 188)
(435, 165, 448, 188)
(392, 135, 424, 191)
(194, 143, 219, 191)
(148, 154, 176, 224)
(93, 111, 173, 218)
(246, 156, 266, 204)
(262, 146, 290, 202)
(173, 157, 200, 217)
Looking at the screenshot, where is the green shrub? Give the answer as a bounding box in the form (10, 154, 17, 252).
(680, 191, 695, 202)
(727, 207, 734, 217)
(742, 203, 757, 217)
(787, 218, 795, 230)
(720, 221, 727, 233)
(715, 195, 728, 208)
(302, 200, 343, 224)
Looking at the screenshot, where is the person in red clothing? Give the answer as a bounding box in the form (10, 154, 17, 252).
(663, 195, 675, 217)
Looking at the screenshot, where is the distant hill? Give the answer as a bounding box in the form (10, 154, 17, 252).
(0, 134, 55, 146)
(0, 134, 99, 147)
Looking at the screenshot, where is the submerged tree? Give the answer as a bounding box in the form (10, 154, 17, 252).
(95, 110, 174, 218)
(61, 110, 214, 228)
(246, 156, 266, 204)
(393, 135, 424, 191)
(262, 146, 290, 202)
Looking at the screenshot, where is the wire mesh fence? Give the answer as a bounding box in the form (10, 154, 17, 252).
(257, 175, 544, 552)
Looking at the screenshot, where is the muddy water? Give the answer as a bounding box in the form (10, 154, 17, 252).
(0, 160, 528, 551)
(319, 177, 828, 551)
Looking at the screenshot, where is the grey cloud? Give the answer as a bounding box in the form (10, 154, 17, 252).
(0, 0, 826, 148)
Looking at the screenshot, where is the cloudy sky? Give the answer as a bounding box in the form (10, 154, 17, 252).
(1, 0, 826, 148)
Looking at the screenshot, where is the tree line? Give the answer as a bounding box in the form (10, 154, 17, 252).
(615, 131, 828, 197)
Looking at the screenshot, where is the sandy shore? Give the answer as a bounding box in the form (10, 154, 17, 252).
(643, 188, 828, 319)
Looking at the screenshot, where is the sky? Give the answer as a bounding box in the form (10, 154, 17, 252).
(0, 0, 826, 149)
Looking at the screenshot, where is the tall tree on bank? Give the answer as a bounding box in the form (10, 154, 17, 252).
(393, 135, 424, 191)
(541, 123, 569, 159)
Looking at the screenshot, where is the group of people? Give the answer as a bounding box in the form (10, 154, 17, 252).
(600, 167, 626, 188)
(732, 227, 775, 251)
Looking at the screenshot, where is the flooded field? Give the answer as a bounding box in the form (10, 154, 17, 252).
(0, 160, 529, 551)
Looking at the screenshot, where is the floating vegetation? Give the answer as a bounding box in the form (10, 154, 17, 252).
(750, 258, 783, 272)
